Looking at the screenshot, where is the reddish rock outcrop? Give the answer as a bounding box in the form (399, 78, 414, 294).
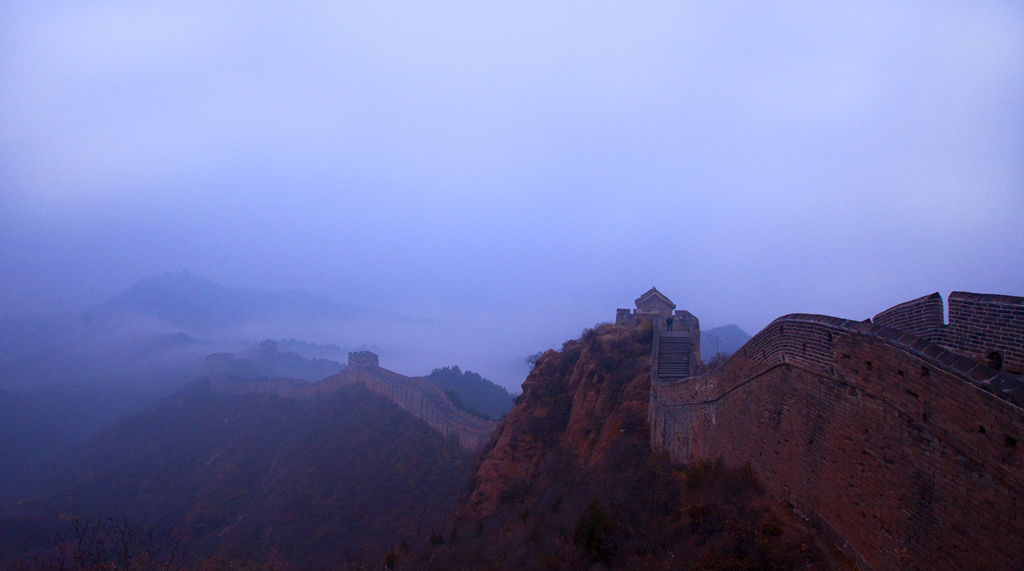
(459, 321, 653, 519)
(441, 320, 827, 570)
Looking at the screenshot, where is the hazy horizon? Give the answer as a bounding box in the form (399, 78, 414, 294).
(3, 2, 1023, 389)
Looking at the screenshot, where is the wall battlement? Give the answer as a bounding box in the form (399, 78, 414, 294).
(871, 291, 1024, 374)
(871, 292, 945, 342)
(646, 291, 1024, 570)
(944, 291, 1024, 374)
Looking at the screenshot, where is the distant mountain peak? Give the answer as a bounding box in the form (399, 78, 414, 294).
(701, 324, 751, 357)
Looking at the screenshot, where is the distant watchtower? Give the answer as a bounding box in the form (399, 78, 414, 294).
(617, 288, 701, 380)
(348, 351, 379, 369)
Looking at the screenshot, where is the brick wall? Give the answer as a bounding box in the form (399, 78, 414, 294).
(650, 315, 1024, 570)
(345, 366, 497, 449)
(872, 292, 944, 342)
(943, 292, 1024, 374)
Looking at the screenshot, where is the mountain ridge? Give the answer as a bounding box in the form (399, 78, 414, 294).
(93, 270, 407, 332)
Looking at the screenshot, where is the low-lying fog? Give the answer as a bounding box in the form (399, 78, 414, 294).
(3, 2, 1023, 391)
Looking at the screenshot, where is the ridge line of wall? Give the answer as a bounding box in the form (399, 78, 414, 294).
(714, 312, 1023, 407)
(649, 311, 1024, 569)
(356, 365, 497, 435)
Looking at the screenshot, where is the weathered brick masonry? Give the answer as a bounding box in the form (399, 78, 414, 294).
(872, 292, 1024, 374)
(872, 292, 945, 342)
(650, 313, 1024, 570)
(945, 292, 1024, 374)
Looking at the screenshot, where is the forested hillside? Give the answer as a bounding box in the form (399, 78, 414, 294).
(424, 366, 514, 420)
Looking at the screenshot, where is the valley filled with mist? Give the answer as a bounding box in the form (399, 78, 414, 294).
(0, 271, 807, 569)
(0, 272, 524, 568)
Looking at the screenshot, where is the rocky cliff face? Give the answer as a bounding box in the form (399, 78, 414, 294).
(426, 321, 829, 570)
(459, 321, 653, 519)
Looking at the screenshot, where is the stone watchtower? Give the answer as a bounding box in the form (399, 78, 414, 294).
(617, 287, 701, 381)
(347, 350, 379, 369)
(617, 287, 698, 333)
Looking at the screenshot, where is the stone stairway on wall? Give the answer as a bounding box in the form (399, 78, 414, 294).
(656, 331, 692, 381)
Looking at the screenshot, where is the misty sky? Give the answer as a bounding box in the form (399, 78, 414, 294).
(2, 2, 1023, 388)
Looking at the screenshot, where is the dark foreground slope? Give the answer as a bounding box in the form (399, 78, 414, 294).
(2, 382, 473, 569)
(408, 322, 831, 570)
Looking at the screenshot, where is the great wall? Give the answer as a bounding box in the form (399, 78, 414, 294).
(624, 288, 1024, 570)
(208, 350, 496, 450)
(205, 286, 1022, 568)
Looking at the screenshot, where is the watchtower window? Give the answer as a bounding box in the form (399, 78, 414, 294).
(988, 351, 1003, 371)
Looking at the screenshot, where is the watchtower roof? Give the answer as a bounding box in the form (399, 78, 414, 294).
(635, 287, 676, 311)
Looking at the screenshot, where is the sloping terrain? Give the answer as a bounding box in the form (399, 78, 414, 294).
(2, 382, 473, 569)
(0, 271, 398, 513)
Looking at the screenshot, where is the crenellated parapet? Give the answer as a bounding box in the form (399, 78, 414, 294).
(944, 292, 1024, 374)
(871, 292, 1024, 374)
(871, 292, 946, 342)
